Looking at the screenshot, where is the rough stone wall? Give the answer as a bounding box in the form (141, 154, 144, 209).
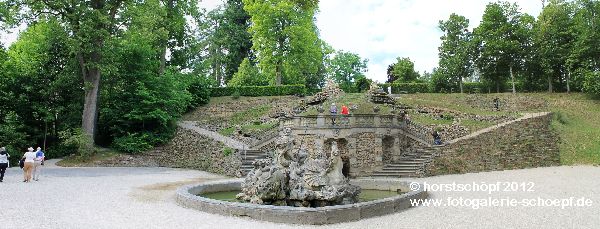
(350, 133, 383, 176)
(157, 128, 241, 177)
(425, 113, 560, 176)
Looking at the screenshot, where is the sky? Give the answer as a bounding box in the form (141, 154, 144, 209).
(1, 0, 543, 83)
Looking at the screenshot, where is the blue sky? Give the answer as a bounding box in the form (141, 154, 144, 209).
(1, 0, 543, 83)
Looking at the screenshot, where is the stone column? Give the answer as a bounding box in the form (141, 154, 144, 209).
(374, 133, 384, 168)
(346, 137, 358, 177)
(392, 136, 401, 162)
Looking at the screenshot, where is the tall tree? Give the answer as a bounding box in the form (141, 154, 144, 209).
(473, 2, 530, 93)
(536, 0, 576, 92)
(438, 13, 473, 93)
(221, 0, 253, 84)
(327, 50, 368, 91)
(3, 0, 128, 145)
(243, 0, 323, 86)
(387, 57, 420, 83)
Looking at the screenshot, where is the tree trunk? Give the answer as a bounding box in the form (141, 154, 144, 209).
(159, 0, 175, 76)
(566, 70, 571, 93)
(275, 62, 282, 85)
(459, 77, 463, 93)
(82, 67, 101, 142)
(496, 81, 500, 93)
(510, 65, 516, 94)
(548, 75, 553, 93)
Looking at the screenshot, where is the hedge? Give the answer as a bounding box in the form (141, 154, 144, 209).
(210, 85, 306, 97)
(380, 83, 431, 94)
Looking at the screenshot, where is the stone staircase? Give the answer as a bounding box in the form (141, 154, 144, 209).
(239, 149, 271, 175)
(372, 146, 438, 178)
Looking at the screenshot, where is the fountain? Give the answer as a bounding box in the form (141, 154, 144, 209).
(236, 129, 361, 207)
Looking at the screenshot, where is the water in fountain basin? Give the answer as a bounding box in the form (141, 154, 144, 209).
(200, 189, 404, 204)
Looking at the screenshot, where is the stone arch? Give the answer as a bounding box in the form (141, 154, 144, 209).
(382, 135, 395, 163)
(324, 138, 350, 177)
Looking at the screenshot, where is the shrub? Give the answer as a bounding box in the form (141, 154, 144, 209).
(210, 85, 306, 97)
(59, 128, 95, 158)
(223, 147, 234, 157)
(112, 133, 153, 154)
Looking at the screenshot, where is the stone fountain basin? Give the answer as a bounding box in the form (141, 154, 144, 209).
(175, 179, 428, 225)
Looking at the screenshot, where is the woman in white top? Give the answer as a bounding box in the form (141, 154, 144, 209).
(22, 147, 36, 182)
(0, 147, 9, 182)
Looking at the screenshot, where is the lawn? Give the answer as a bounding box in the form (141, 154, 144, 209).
(402, 93, 600, 165)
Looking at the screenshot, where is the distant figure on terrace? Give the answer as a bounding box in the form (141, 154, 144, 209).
(432, 131, 442, 145)
(493, 98, 500, 111)
(330, 103, 338, 125)
(341, 105, 349, 115)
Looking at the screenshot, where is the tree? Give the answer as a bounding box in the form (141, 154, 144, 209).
(243, 0, 323, 86)
(438, 13, 473, 93)
(2, 0, 129, 146)
(388, 57, 420, 83)
(536, 0, 576, 92)
(228, 58, 268, 86)
(221, 0, 254, 84)
(327, 51, 368, 92)
(473, 2, 530, 93)
(572, 0, 600, 95)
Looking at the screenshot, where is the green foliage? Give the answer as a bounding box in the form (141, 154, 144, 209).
(228, 58, 269, 86)
(387, 57, 420, 83)
(223, 147, 234, 156)
(210, 85, 306, 97)
(183, 74, 214, 108)
(98, 26, 194, 149)
(582, 70, 600, 95)
(473, 2, 531, 93)
(59, 129, 95, 159)
(112, 133, 154, 154)
(0, 112, 28, 165)
(354, 76, 373, 93)
(0, 20, 82, 158)
(243, 0, 324, 86)
(438, 13, 474, 93)
(230, 105, 271, 125)
(327, 51, 368, 91)
(381, 83, 431, 94)
(231, 90, 241, 99)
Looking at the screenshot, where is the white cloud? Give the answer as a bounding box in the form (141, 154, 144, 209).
(316, 0, 543, 82)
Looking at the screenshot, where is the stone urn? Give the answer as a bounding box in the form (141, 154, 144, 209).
(373, 105, 380, 113)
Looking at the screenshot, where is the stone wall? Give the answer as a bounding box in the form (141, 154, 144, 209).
(425, 113, 560, 176)
(157, 128, 241, 177)
(349, 133, 383, 176)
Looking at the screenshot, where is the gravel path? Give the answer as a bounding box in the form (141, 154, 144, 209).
(1, 161, 599, 228)
(177, 121, 250, 150)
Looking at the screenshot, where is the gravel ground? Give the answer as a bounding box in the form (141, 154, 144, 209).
(1, 160, 599, 229)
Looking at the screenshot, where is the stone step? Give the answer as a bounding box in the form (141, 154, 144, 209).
(371, 172, 419, 178)
(382, 164, 421, 169)
(381, 168, 419, 173)
(389, 161, 425, 165)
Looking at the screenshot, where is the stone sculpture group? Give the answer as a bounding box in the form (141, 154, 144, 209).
(236, 128, 361, 207)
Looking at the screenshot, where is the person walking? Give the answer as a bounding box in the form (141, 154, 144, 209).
(0, 147, 9, 182)
(33, 147, 45, 181)
(22, 147, 36, 182)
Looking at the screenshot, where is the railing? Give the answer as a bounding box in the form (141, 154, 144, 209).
(405, 119, 434, 145)
(282, 114, 435, 145)
(289, 114, 405, 129)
